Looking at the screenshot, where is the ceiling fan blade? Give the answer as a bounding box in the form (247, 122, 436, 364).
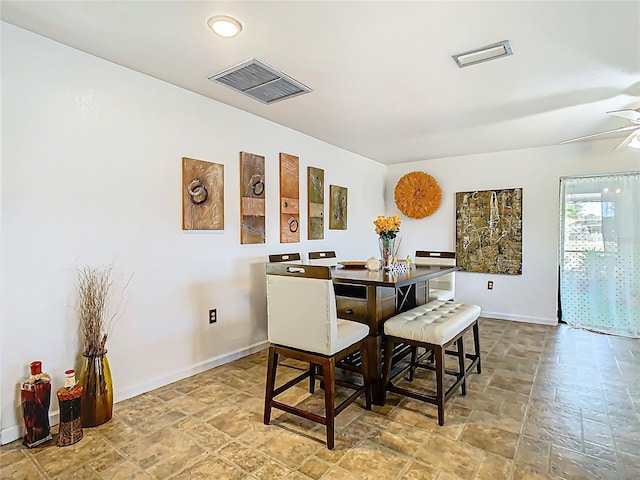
(606, 108, 640, 123)
(615, 128, 640, 150)
(559, 124, 640, 144)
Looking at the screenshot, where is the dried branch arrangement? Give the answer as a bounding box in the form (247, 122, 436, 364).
(76, 266, 132, 356)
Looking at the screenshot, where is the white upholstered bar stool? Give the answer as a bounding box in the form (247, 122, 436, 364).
(264, 263, 371, 449)
(382, 300, 481, 425)
(414, 251, 456, 301)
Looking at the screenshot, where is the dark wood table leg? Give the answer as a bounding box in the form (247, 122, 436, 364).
(364, 335, 385, 405)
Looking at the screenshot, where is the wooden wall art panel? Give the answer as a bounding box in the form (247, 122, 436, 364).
(455, 188, 523, 274)
(279, 153, 300, 243)
(307, 167, 324, 240)
(329, 185, 347, 230)
(240, 151, 266, 244)
(182, 157, 224, 230)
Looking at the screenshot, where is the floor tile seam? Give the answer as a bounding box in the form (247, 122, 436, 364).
(8, 452, 49, 480)
(549, 441, 619, 473)
(94, 416, 235, 478)
(334, 436, 413, 478)
(89, 427, 166, 477)
(316, 464, 360, 480)
(408, 450, 477, 480)
(391, 459, 418, 480)
(0, 446, 29, 468)
(188, 453, 252, 479)
(389, 454, 452, 480)
(41, 455, 105, 480)
(153, 450, 246, 479)
(217, 447, 282, 479)
(293, 455, 335, 479)
(222, 433, 300, 474)
(510, 348, 556, 478)
(361, 421, 427, 458)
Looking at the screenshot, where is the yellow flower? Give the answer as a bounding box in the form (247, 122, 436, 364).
(373, 215, 401, 239)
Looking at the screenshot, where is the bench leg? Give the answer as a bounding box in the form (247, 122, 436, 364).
(382, 337, 396, 392)
(408, 346, 418, 381)
(457, 336, 467, 396)
(473, 321, 482, 374)
(435, 345, 445, 426)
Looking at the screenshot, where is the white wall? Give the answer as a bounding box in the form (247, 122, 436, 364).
(0, 23, 387, 443)
(385, 142, 640, 324)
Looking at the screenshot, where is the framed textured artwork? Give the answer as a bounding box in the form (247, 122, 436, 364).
(307, 167, 324, 240)
(329, 185, 347, 230)
(279, 153, 300, 243)
(240, 151, 266, 244)
(455, 188, 523, 274)
(182, 157, 224, 230)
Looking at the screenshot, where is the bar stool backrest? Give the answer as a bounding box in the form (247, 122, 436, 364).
(266, 263, 337, 355)
(268, 252, 302, 264)
(308, 250, 338, 267)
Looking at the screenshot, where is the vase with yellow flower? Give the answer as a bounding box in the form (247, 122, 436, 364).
(374, 215, 402, 271)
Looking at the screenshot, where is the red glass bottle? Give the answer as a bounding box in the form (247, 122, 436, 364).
(56, 369, 83, 446)
(21, 361, 52, 447)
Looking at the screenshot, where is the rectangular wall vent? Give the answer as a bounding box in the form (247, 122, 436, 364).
(208, 58, 312, 104)
(452, 40, 513, 68)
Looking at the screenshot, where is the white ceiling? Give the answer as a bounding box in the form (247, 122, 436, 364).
(2, 1, 639, 165)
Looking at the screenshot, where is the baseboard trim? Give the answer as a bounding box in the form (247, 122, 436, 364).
(114, 340, 268, 403)
(1, 341, 269, 445)
(481, 311, 558, 326)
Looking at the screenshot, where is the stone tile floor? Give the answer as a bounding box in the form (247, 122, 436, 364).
(1, 318, 639, 479)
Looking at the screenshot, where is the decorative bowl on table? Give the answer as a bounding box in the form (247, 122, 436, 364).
(338, 261, 367, 269)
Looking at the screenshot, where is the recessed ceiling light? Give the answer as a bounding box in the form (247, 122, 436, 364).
(453, 40, 513, 68)
(207, 15, 242, 38)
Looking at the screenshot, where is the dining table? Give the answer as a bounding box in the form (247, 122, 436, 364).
(331, 264, 459, 405)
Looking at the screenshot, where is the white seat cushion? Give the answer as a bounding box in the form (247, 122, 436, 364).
(335, 320, 369, 354)
(384, 300, 481, 345)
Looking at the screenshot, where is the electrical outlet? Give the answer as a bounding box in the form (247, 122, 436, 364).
(487, 281, 493, 290)
(209, 309, 217, 324)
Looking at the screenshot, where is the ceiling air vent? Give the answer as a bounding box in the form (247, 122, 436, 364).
(208, 58, 312, 104)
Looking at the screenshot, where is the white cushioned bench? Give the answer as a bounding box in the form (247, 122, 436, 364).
(382, 300, 481, 425)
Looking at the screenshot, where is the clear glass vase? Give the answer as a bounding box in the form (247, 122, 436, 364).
(380, 237, 394, 271)
(78, 352, 113, 427)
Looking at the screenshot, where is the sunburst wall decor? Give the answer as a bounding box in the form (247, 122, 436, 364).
(394, 171, 442, 218)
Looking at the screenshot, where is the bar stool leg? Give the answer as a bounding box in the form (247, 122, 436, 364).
(264, 345, 278, 425)
(309, 364, 316, 393)
(323, 358, 336, 449)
